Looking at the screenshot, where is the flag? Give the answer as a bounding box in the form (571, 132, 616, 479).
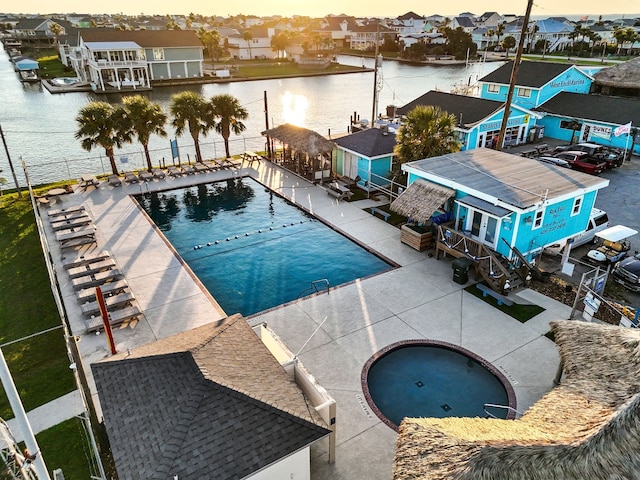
(614, 122, 632, 137)
(580, 15, 589, 21)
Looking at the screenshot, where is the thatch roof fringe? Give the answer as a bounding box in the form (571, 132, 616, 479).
(390, 179, 455, 223)
(593, 57, 640, 89)
(262, 123, 334, 157)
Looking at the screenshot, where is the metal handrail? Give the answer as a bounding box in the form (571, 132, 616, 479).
(311, 278, 330, 293)
(484, 403, 523, 419)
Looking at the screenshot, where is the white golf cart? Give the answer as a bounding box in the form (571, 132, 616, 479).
(585, 225, 638, 265)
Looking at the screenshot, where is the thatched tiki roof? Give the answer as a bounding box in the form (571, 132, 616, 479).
(262, 123, 334, 157)
(393, 320, 640, 479)
(594, 57, 640, 89)
(390, 179, 455, 223)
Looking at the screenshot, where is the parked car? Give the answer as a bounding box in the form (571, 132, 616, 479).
(553, 142, 624, 168)
(537, 156, 571, 168)
(553, 151, 607, 175)
(612, 253, 640, 292)
(544, 208, 609, 255)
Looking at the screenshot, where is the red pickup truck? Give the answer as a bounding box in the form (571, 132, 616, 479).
(553, 151, 607, 175)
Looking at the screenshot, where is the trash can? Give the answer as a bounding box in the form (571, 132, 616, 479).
(452, 257, 473, 285)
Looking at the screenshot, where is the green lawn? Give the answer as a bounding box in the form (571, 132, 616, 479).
(36, 418, 94, 479)
(236, 62, 366, 78)
(464, 282, 546, 322)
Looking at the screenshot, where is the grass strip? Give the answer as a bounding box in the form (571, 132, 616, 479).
(464, 282, 545, 323)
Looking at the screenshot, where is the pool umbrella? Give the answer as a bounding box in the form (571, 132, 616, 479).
(392, 320, 640, 479)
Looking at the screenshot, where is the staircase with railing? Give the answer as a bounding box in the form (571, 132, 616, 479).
(436, 226, 530, 293)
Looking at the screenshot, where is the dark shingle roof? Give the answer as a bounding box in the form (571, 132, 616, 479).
(454, 16, 476, 28)
(334, 127, 397, 157)
(397, 91, 503, 127)
(92, 315, 330, 479)
(534, 91, 640, 125)
(398, 11, 424, 21)
(79, 28, 201, 47)
(479, 60, 575, 88)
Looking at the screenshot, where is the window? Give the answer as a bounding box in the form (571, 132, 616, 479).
(572, 196, 583, 216)
(487, 83, 499, 93)
(533, 209, 544, 229)
(153, 48, 164, 60)
(517, 87, 531, 98)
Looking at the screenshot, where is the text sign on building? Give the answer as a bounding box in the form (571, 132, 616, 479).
(479, 116, 524, 132)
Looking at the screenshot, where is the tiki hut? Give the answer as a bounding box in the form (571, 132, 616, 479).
(262, 123, 334, 180)
(393, 320, 640, 479)
(593, 57, 640, 97)
(390, 179, 455, 223)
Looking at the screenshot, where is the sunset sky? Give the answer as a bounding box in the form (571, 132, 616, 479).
(19, 0, 640, 18)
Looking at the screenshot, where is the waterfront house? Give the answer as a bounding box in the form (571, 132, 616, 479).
(317, 15, 357, 49)
(92, 315, 333, 480)
(528, 18, 574, 53)
(534, 92, 640, 154)
(451, 16, 476, 33)
(332, 126, 398, 190)
(392, 12, 428, 35)
(349, 22, 395, 50)
(478, 60, 594, 110)
(74, 29, 204, 91)
(227, 28, 275, 60)
(397, 91, 538, 150)
(398, 148, 608, 263)
(13, 17, 69, 48)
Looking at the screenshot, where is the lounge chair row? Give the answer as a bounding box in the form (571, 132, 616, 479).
(50, 206, 97, 249)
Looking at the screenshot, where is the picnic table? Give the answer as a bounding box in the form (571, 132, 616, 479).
(79, 175, 99, 190)
(243, 151, 261, 165)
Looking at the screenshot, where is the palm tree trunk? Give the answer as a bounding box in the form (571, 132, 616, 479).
(144, 144, 153, 171)
(106, 147, 119, 175)
(192, 133, 202, 162)
(223, 137, 231, 158)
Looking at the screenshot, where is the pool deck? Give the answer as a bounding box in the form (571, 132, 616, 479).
(40, 159, 567, 479)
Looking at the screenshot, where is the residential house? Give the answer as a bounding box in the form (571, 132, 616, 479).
(531, 18, 575, 53)
(92, 315, 334, 479)
(451, 16, 476, 33)
(349, 22, 396, 50)
(399, 149, 609, 262)
(227, 27, 275, 59)
(333, 127, 398, 190)
(73, 29, 204, 91)
(534, 92, 640, 154)
(478, 60, 594, 110)
(393, 12, 427, 35)
(397, 91, 538, 150)
(317, 15, 357, 48)
(475, 12, 502, 28)
(65, 13, 91, 27)
(13, 17, 68, 48)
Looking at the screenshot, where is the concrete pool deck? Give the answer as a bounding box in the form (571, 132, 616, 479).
(40, 159, 568, 479)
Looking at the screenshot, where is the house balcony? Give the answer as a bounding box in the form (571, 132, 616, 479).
(88, 59, 148, 69)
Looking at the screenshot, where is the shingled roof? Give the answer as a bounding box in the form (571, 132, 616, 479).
(333, 127, 397, 158)
(534, 91, 640, 126)
(92, 315, 330, 479)
(393, 320, 640, 480)
(479, 60, 577, 88)
(397, 91, 504, 127)
(80, 28, 201, 47)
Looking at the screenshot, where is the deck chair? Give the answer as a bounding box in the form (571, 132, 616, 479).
(138, 170, 153, 182)
(48, 205, 85, 218)
(167, 166, 183, 177)
(81, 291, 136, 316)
(107, 174, 122, 187)
(67, 258, 116, 279)
(76, 279, 129, 302)
(71, 268, 122, 290)
(152, 168, 166, 180)
(193, 162, 210, 173)
(85, 305, 142, 333)
(50, 214, 92, 231)
(63, 250, 110, 269)
(124, 171, 139, 184)
(182, 164, 196, 175)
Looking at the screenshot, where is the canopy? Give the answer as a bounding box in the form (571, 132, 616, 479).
(594, 225, 638, 242)
(262, 123, 334, 157)
(390, 179, 455, 223)
(15, 58, 39, 71)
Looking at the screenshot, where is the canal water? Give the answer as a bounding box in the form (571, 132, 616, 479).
(0, 49, 502, 187)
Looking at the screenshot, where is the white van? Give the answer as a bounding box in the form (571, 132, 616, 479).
(544, 208, 609, 255)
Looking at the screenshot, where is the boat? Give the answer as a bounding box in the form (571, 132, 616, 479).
(19, 70, 40, 83)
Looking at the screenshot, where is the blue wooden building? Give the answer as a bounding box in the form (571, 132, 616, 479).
(397, 91, 537, 149)
(478, 60, 594, 109)
(399, 149, 609, 261)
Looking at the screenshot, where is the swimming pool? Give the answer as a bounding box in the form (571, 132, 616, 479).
(137, 177, 394, 316)
(362, 340, 515, 430)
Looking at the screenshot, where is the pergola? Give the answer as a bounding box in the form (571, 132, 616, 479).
(262, 123, 334, 181)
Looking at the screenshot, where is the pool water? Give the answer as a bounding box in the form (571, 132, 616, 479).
(137, 177, 393, 316)
(364, 342, 512, 428)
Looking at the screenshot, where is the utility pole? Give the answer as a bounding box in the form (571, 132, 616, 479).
(264, 91, 272, 159)
(496, 0, 534, 151)
(0, 124, 22, 197)
(371, 21, 381, 124)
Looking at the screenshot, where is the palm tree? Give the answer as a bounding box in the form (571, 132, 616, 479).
(75, 102, 127, 175)
(495, 21, 506, 47)
(394, 105, 460, 168)
(209, 94, 248, 159)
(170, 91, 212, 163)
(502, 35, 516, 58)
(121, 95, 168, 171)
(486, 29, 496, 49)
(242, 30, 253, 59)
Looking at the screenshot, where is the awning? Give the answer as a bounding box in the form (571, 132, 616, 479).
(390, 179, 455, 223)
(456, 195, 512, 218)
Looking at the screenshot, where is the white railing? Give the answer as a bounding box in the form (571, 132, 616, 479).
(88, 59, 147, 68)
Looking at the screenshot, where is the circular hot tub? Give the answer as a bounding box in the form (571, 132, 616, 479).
(362, 340, 516, 430)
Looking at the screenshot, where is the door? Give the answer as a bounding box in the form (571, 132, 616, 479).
(469, 210, 498, 248)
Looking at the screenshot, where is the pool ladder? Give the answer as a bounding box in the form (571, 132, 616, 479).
(484, 403, 523, 419)
(297, 279, 330, 299)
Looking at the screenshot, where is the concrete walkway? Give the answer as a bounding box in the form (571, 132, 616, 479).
(35, 158, 570, 479)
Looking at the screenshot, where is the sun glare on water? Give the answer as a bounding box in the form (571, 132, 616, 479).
(281, 91, 309, 127)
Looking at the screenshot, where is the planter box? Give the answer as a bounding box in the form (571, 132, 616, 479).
(401, 225, 433, 251)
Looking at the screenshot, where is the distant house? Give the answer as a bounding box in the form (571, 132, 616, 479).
(397, 91, 538, 150)
(92, 315, 334, 480)
(333, 127, 398, 189)
(317, 15, 357, 48)
(74, 29, 204, 91)
(350, 22, 396, 50)
(451, 16, 476, 33)
(534, 92, 640, 154)
(400, 149, 609, 261)
(13, 18, 68, 47)
(530, 18, 574, 52)
(394, 12, 427, 34)
(227, 27, 275, 60)
(478, 60, 593, 109)
(475, 11, 502, 28)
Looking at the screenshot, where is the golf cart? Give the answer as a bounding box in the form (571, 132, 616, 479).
(585, 225, 638, 265)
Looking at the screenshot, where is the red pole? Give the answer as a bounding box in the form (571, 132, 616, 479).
(96, 287, 117, 354)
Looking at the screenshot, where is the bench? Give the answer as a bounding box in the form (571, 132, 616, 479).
(370, 207, 390, 222)
(476, 283, 513, 306)
(327, 188, 345, 200)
